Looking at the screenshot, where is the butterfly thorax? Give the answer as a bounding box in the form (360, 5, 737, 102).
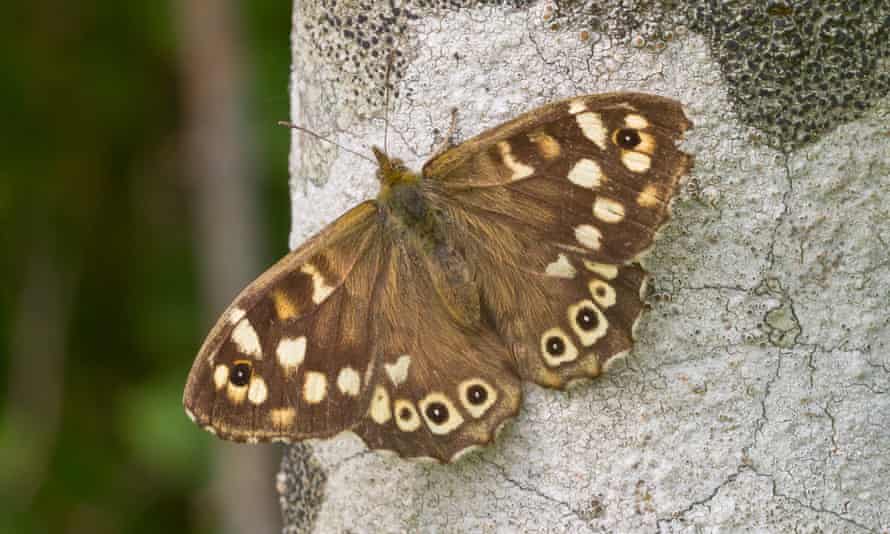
(372, 146, 482, 327)
(373, 147, 438, 244)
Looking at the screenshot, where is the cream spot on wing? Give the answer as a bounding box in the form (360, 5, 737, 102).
(637, 184, 661, 207)
(497, 141, 535, 181)
(450, 445, 483, 462)
(272, 289, 298, 320)
(303, 371, 327, 404)
(589, 279, 617, 308)
(184, 407, 197, 423)
(528, 131, 561, 159)
(418, 393, 464, 435)
(300, 264, 335, 304)
(568, 299, 609, 347)
(593, 196, 625, 223)
(394, 399, 421, 432)
(270, 408, 296, 429)
(384, 355, 411, 386)
(369, 385, 391, 424)
(246, 437, 259, 444)
(624, 113, 649, 129)
(213, 364, 229, 390)
(575, 224, 603, 250)
(276, 336, 306, 371)
(577, 112, 607, 150)
(226, 383, 247, 404)
(545, 253, 577, 279)
(458, 378, 498, 419)
(232, 319, 262, 358)
(536, 369, 563, 388)
(248, 376, 268, 405)
(540, 327, 580, 367)
(568, 99, 587, 114)
(583, 352, 603, 377)
(603, 349, 630, 374)
(336, 367, 361, 397)
(583, 260, 618, 280)
(622, 151, 651, 173)
(637, 132, 657, 155)
(567, 158, 604, 189)
(228, 307, 246, 324)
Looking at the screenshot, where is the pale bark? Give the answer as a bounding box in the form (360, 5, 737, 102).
(281, 2, 890, 532)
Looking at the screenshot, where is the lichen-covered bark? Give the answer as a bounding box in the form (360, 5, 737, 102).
(280, 2, 890, 532)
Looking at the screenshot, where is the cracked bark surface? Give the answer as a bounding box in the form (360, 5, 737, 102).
(279, 2, 890, 532)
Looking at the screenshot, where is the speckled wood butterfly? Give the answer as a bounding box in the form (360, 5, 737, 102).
(184, 92, 693, 462)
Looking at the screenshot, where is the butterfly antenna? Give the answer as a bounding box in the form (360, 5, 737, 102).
(383, 50, 394, 155)
(277, 121, 375, 164)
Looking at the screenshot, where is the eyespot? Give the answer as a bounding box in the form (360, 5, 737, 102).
(546, 336, 565, 355)
(575, 307, 599, 331)
(615, 128, 641, 149)
(539, 327, 579, 367)
(588, 279, 617, 308)
(458, 378, 498, 418)
(418, 393, 464, 434)
(230, 361, 252, 387)
(567, 300, 609, 347)
(425, 402, 448, 424)
(394, 399, 421, 432)
(467, 385, 487, 405)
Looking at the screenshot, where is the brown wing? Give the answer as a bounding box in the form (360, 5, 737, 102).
(184, 200, 521, 461)
(183, 202, 386, 442)
(351, 237, 522, 462)
(424, 92, 693, 388)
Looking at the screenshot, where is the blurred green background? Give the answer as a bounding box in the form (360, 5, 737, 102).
(0, 2, 293, 533)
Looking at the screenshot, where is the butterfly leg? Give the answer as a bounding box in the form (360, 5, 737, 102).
(431, 107, 459, 158)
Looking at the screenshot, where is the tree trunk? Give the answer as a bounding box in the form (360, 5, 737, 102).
(280, 2, 890, 532)
(177, 1, 281, 532)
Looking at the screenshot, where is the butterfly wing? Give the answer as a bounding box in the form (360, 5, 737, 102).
(351, 237, 522, 462)
(184, 200, 521, 461)
(185, 92, 691, 460)
(424, 92, 693, 388)
(184, 202, 386, 442)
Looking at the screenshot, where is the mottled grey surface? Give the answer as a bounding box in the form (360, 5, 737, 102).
(282, 1, 889, 532)
(278, 444, 326, 534)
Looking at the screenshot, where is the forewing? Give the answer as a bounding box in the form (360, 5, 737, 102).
(183, 202, 385, 442)
(425, 93, 692, 388)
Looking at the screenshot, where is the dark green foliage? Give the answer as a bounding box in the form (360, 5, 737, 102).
(0, 2, 290, 533)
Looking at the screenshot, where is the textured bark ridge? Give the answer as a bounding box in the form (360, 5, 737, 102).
(279, 2, 890, 532)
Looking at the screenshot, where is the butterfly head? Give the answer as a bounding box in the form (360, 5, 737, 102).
(373, 146, 418, 190)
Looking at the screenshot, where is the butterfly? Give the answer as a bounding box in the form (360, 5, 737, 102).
(183, 92, 693, 462)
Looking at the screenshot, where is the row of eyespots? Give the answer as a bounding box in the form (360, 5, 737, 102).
(539, 276, 616, 368)
(211, 363, 499, 435)
(369, 378, 498, 435)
